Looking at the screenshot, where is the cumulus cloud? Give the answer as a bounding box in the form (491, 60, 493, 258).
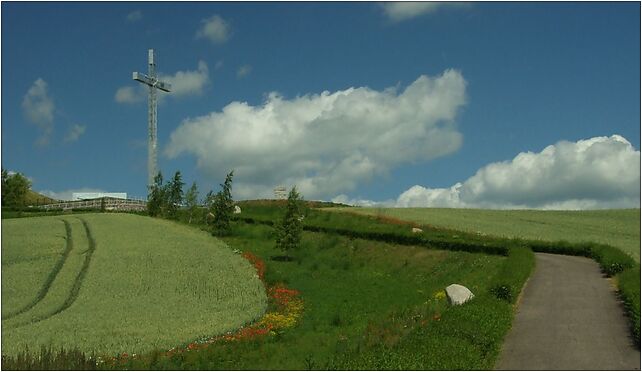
(196, 14, 231, 44)
(115, 60, 209, 103)
(387, 135, 640, 210)
(126, 10, 142, 22)
(64, 124, 86, 143)
(237, 64, 252, 79)
(166, 69, 467, 200)
(381, 2, 470, 22)
(22, 78, 55, 146)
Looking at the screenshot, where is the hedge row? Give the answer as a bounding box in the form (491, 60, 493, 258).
(528, 240, 636, 276)
(617, 267, 641, 347)
(234, 216, 510, 256)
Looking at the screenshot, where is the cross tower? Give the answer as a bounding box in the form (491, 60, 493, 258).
(133, 49, 171, 190)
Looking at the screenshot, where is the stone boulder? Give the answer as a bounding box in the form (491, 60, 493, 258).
(445, 284, 475, 305)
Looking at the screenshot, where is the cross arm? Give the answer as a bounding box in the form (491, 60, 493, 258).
(132, 72, 172, 92)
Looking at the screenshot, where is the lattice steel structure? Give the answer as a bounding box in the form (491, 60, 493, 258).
(133, 49, 171, 190)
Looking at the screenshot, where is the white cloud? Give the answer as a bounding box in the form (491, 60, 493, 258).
(396, 183, 466, 208)
(22, 78, 55, 146)
(196, 14, 231, 44)
(387, 135, 640, 210)
(166, 69, 467, 200)
(64, 124, 86, 143)
(381, 2, 469, 22)
(160, 60, 209, 97)
(39, 188, 105, 201)
(115, 86, 145, 104)
(126, 10, 142, 22)
(115, 60, 209, 104)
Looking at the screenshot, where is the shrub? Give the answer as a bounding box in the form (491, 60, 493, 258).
(275, 187, 304, 257)
(212, 171, 234, 236)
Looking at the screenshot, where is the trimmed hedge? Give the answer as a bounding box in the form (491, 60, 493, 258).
(617, 267, 641, 347)
(234, 215, 510, 256)
(528, 240, 635, 276)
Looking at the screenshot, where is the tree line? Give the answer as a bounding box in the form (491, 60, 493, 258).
(147, 169, 304, 257)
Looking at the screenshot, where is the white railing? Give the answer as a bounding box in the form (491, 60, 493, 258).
(37, 197, 147, 212)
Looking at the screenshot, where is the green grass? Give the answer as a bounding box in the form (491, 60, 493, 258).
(96, 204, 534, 370)
(2, 217, 67, 318)
(1, 213, 266, 356)
(114, 220, 512, 370)
(3, 219, 89, 328)
(330, 208, 641, 262)
(17, 203, 638, 369)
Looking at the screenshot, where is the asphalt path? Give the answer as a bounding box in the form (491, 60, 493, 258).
(496, 253, 640, 370)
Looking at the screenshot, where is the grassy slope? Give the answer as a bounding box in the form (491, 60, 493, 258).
(334, 208, 640, 261)
(25, 190, 57, 205)
(1, 217, 67, 318)
(122, 220, 509, 370)
(1, 214, 266, 356)
(1, 206, 535, 370)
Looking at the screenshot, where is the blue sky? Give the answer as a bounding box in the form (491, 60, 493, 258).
(2, 2, 640, 209)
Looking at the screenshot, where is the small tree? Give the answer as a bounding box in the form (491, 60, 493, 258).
(166, 171, 184, 220)
(212, 170, 234, 235)
(147, 172, 165, 217)
(275, 186, 304, 258)
(3, 172, 32, 211)
(185, 181, 199, 224)
(203, 190, 215, 224)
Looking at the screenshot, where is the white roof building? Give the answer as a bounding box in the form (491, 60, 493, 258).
(72, 192, 127, 201)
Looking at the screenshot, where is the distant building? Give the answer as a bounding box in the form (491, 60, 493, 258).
(274, 186, 287, 200)
(72, 192, 127, 201)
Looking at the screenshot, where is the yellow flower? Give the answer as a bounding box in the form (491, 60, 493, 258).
(433, 290, 446, 300)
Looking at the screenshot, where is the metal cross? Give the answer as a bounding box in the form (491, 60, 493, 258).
(133, 49, 171, 190)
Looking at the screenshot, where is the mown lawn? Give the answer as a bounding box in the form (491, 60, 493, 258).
(333, 208, 641, 262)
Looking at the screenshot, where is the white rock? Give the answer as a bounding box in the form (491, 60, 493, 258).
(234, 205, 242, 214)
(412, 227, 423, 233)
(445, 284, 475, 305)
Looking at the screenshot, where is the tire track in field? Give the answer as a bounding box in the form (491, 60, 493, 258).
(6, 218, 97, 328)
(2, 220, 74, 321)
(50, 218, 97, 317)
